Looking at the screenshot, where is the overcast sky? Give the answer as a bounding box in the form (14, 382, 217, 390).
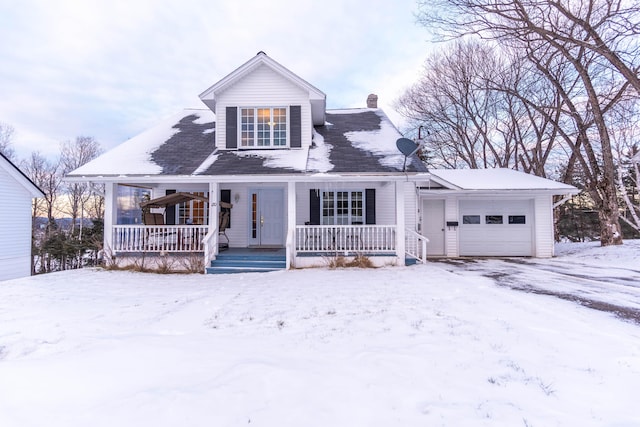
(0, 0, 432, 160)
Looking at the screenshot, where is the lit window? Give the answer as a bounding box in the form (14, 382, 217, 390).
(240, 107, 287, 148)
(178, 192, 208, 225)
(241, 109, 255, 146)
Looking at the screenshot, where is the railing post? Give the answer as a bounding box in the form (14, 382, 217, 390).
(395, 182, 406, 265)
(287, 181, 296, 269)
(104, 182, 116, 261)
(421, 237, 427, 263)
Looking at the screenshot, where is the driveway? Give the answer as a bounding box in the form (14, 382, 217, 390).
(432, 256, 640, 324)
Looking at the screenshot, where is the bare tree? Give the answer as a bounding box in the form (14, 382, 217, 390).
(397, 41, 509, 168)
(21, 152, 62, 273)
(0, 122, 16, 161)
(416, 0, 636, 245)
(610, 100, 640, 232)
(60, 136, 103, 233)
(396, 40, 562, 175)
(417, 0, 640, 92)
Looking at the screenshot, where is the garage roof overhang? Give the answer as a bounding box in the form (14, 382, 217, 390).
(418, 187, 581, 198)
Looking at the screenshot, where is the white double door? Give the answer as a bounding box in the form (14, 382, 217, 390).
(248, 188, 285, 247)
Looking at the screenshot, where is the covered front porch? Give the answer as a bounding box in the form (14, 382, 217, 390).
(104, 178, 428, 271)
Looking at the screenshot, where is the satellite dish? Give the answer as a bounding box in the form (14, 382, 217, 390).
(396, 138, 419, 157)
(396, 137, 421, 172)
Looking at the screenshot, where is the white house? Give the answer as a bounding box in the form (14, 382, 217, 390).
(66, 52, 578, 272)
(0, 153, 44, 280)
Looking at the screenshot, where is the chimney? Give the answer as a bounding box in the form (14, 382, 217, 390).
(367, 93, 378, 108)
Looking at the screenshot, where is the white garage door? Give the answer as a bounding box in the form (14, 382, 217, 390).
(459, 199, 533, 256)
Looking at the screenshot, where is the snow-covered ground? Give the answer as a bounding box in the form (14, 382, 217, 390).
(1, 241, 639, 427)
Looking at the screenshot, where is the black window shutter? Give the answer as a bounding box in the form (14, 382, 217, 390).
(165, 189, 176, 225)
(365, 189, 376, 224)
(221, 189, 231, 228)
(290, 105, 301, 148)
(226, 107, 237, 149)
(309, 189, 320, 225)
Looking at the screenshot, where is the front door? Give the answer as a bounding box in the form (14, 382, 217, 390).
(423, 199, 445, 256)
(249, 188, 285, 247)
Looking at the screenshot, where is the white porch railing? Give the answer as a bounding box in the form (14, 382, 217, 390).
(202, 230, 216, 268)
(295, 225, 396, 253)
(113, 225, 209, 252)
(405, 228, 429, 264)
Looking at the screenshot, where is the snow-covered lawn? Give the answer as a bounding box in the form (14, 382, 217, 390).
(1, 242, 639, 427)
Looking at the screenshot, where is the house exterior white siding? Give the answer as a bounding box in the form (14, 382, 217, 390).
(375, 183, 396, 225)
(403, 182, 417, 231)
(0, 165, 34, 280)
(534, 195, 554, 257)
(215, 64, 312, 150)
(444, 196, 459, 257)
(419, 193, 562, 258)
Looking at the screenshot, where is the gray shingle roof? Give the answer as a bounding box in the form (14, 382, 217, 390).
(151, 114, 216, 175)
(319, 110, 426, 173)
(68, 108, 428, 177)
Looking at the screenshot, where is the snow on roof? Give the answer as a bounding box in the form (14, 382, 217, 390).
(231, 146, 310, 172)
(69, 109, 215, 176)
(68, 107, 424, 178)
(0, 151, 44, 197)
(341, 109, 406, 171)
(307, 129, 333, 173)
(430, 168, 578, 192)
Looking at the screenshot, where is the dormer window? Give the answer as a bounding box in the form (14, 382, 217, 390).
(240, 107, 287, 148)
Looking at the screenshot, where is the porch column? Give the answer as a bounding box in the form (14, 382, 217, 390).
(395, 181, 406, 265)
(104, 182, 117, 261)
(209, 181, 219, 256)
(286, 181, 296, 269)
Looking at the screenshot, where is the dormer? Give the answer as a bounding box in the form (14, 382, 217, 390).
(199, 52, 326, 150)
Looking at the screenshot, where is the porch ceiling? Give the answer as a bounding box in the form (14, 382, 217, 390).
(140, 192, 209, 208)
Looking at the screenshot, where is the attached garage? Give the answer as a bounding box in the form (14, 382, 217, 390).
(418, 169, 579, 258)
(458, 199, 533, 256)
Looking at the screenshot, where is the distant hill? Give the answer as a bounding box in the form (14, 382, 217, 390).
(34, 217, 95, 230)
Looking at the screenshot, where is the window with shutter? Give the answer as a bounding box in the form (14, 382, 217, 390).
(239, 107, 288, 148)
(307, 190, 374, 225)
